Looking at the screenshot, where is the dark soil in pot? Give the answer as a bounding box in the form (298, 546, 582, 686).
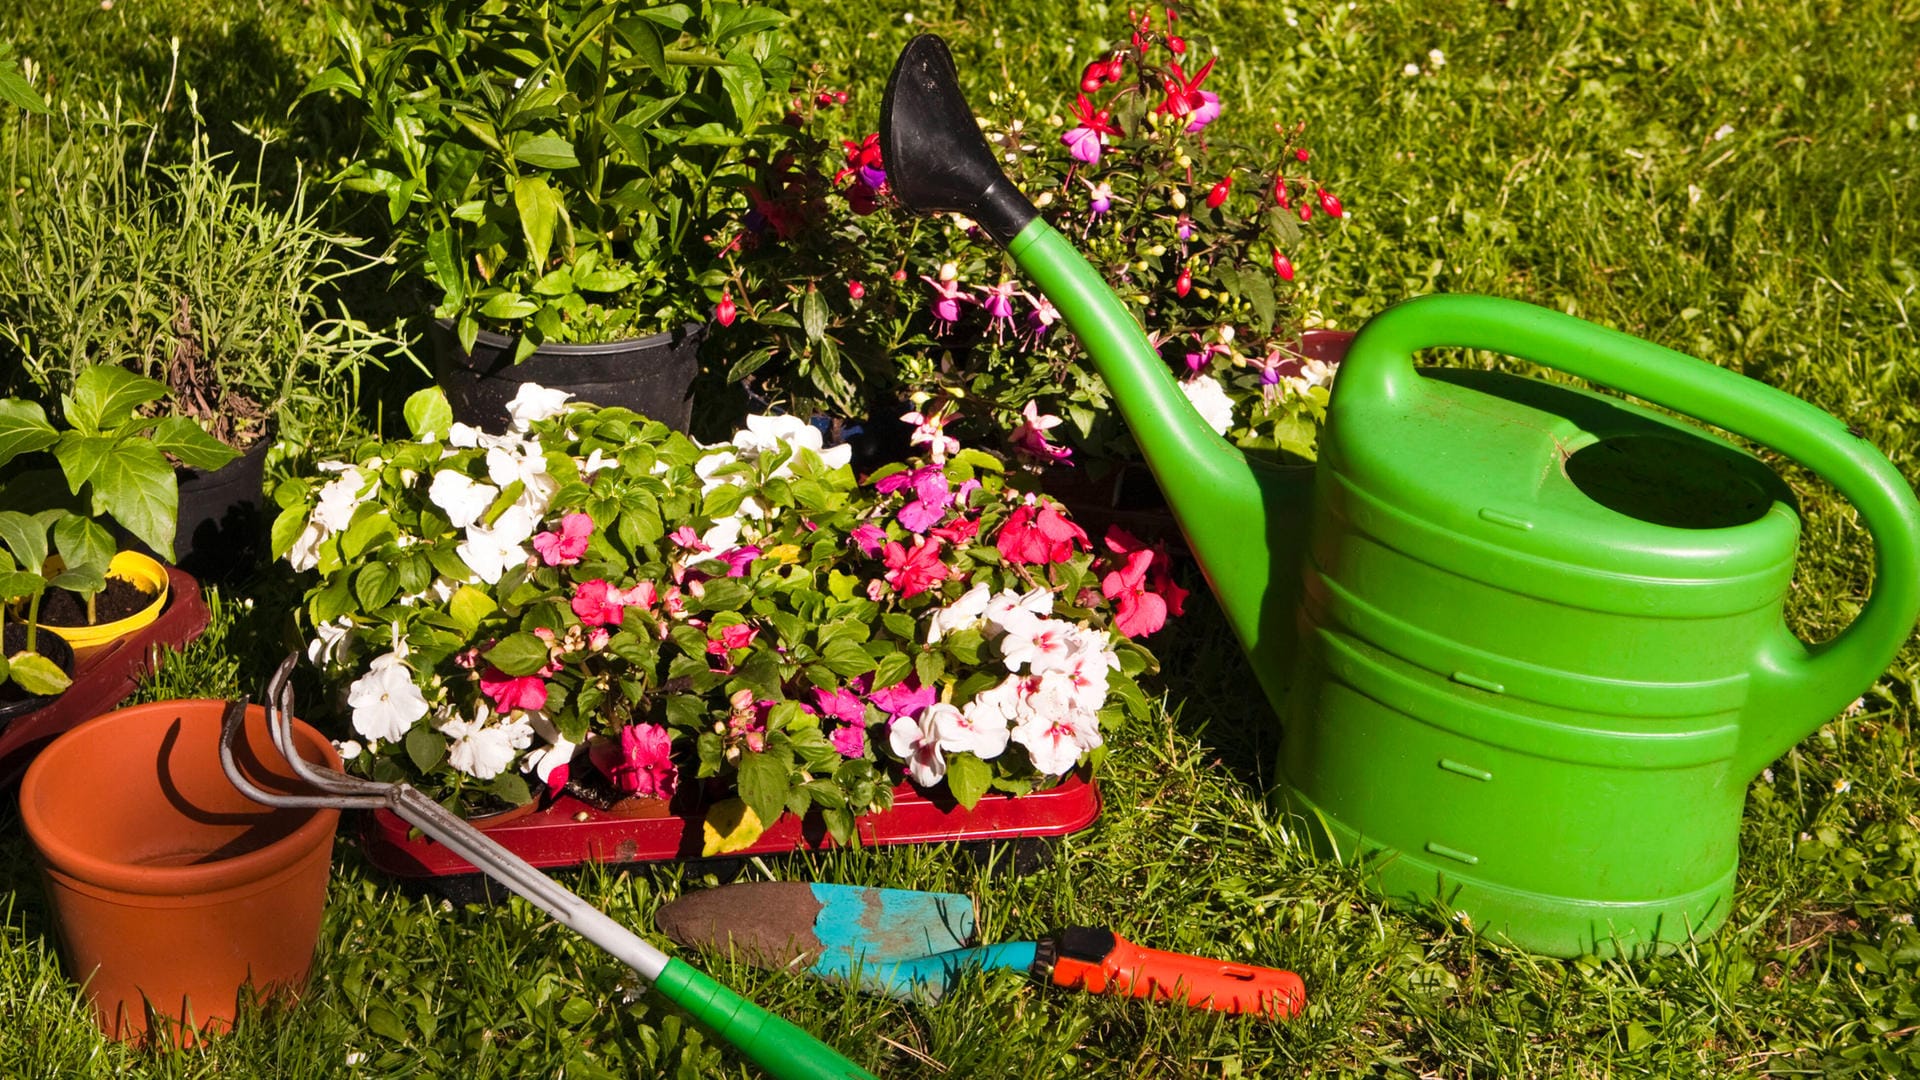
(172, 433, 271, 581)
(432, 320, 705, 435)
(36, 578, 158, 627)
(0, 623, 76, 723)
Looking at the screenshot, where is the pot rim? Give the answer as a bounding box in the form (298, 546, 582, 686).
(433, 317, 708, 358)
(38, 550, 172, 650)
(19, 699, 341, 897)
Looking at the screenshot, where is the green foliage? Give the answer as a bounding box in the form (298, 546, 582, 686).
(306, 0, 800, 354)
(0, 99, 409, 451)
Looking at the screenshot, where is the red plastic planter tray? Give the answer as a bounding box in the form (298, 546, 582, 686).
(361, 774, 1103, 877)
(0, 567, 212, 787)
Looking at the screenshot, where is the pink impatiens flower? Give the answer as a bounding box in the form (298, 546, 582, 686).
(870, 677, 936, 720)
(715, 545, 761, 577)
(813, 686, 869, 759)
(531, 511, 593, 566)
(571, 579, 626, 627)
(850, 522, 888, 555)
(479, 665, 548, 713)
(995, 500, 1089, 565)
(669, 526, 708, 552)
(883, 536, 952, 598)
(707, 623, 758, 655)
(600, 723, 677, 800)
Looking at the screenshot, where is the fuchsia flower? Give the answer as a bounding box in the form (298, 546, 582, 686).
(571, 579, 627, 627)
(1061, 94, 1123, 164)
(479, 665, 548, 713)
(980, 281, 1019, 340)
(532, 512, 593, 566)
(996, 500, 1089, 565)
(1022, 291, 1061, 339)
(883, 536, 953, 597)
(901, 407, 960, 464)
(716, 289, 738, 328)
(1010, 400, 1070, 463)
(1084, 178, 1113, 216)
(920, 275, 968, 327)
(1176, 214, 1195, 241)
(1156, 57, 1218, 123)
(599, 723, 677, 800)
(1184, 91, 1222, 133)
(850, 522, 888, 555)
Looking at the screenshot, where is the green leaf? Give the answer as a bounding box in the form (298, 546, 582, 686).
(620, 18, 666, 76)
(914, 650, 945, 689)
(945, 752, 991, 809)
(512, 133, 581, 169)
(513, 174, 566, 269)
(271, 504, 310, 561)
(51, 514, 113, 577)
(869, 650, 913, 691)
(86, 441, 177, 561)
(45, 562, 104, 596)
(365, 1005, 408, 1043)
(0, 570, 45, 601)
(341, 508, 397, 559)
(735, 750, 790, 830)
(405, 726, 447, 773)
(297, 66, 358, 101)
(449, 585, 496, 633)
(491, 772, 533, 806)
(50, 433, 110, 496)
(0, 399, 59, 470)
(7, 651, 70, 696)
(0, 61, 49, 114)
(485, 632, 551, 677)
(150, 417, 241, 471)
(820, 636, 875, 678)
(355, 563, 398, 612)
(479, 291, 540, 321)
(801, 287, 826, 343)
(0, 510, 48, 572)
(403, 388, 454, 441)
(1242, 272, 1277, 334)
(64, 366, 166, 436)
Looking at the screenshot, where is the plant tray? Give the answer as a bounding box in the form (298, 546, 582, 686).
(360, 773, 1103, 877)
(0, 567, 212, 787)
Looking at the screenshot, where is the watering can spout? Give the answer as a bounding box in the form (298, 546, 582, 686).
(881, 36, 1311, 677)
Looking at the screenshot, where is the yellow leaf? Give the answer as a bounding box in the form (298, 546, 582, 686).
(764, 544, 802, 564)
(701, 799, 765, 857)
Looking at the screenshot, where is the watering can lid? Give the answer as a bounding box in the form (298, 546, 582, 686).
(1322, 366, 1802, 591)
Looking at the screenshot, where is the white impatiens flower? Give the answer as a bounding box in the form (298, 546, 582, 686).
(346, 652, 429, 744)
(947, 680, 1016, 759)
(730, 414, 854, 474)
(286, 519, 327, 573)
(983, 587, 1054, 638)
(521, 713, 578, 788)
(458, 502, 540, 584)
(889, 709, 948, 787)
(1179, 373, 1236, 435)
(447, 422, 521, 450)
(287, 464, 377, 572)
(1012, 708, 1103, 777)
(485, 440, 559, 514)
(1047, 636, 1119, 712)
(997, 615, 1080, 675)
(429, 470, 500, 529)
(699, 514, 745, 554)
(439, 707, 535, 780)
(334, 740, 363, 762)
(306, 616, 353, 667)
(504, 383, 573, 430)
(927, 582, 993, 644)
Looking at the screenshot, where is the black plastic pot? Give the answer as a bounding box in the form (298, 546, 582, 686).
(0, 623, 76, 726)
(173, 434, 270, 581)
(432, 320, 704, 435)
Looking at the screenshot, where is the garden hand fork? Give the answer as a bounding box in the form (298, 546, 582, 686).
(219, 654, 876, 1080)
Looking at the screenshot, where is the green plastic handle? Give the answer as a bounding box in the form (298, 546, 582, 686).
(1342, 293, 1920, 773)
(655, 959, 878, 1080)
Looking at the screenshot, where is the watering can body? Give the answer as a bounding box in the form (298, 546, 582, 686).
(877, 35, 1920, 956)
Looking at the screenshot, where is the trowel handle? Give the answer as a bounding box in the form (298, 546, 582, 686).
(1344, 294, 1920, 764)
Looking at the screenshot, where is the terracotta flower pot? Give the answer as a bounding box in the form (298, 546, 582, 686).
(18, 699, 341, 1043)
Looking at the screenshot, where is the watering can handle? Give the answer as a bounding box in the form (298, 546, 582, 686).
(1343, 293, 1920, 771)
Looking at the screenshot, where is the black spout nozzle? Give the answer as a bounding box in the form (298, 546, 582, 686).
(879, 35, 1039, 247)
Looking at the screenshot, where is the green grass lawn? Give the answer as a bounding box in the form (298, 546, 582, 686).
(3, 0, 1919, 1076)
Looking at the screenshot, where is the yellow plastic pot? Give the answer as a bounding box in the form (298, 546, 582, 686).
(40, 551, 171, 652)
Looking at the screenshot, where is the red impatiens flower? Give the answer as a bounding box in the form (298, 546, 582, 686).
(479, 665, 548, 713)
(531, 511, 593, 566)
(1099, 525, 1188, 638)
(996, 501, 1090, 565)
(883, 536, 952, 597)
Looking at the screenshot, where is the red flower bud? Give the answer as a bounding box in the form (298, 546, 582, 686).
(815, 91, 834, 106)
(891, 268, 908, 282)
(1295, 148, 1311, 163)
(716, 290, 737, 327)
(1298, 202, 1313, 222)
(1205, 176, 1232, 209)
(1271, 248, 1294, 282)
(1081, 61, 1107, 94)
(1106, 56, 1126, 81)
(848, 279, 866, 300)
(1081, 75, 1104, 93)
(1318, 188, 1344, 218)
(1175, 267, 1192, 297)
(1165, 6, 1178, 23)
(833, 90, 849, 105)
(1168, 35, 1187, 54)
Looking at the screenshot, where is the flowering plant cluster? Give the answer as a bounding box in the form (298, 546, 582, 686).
(274, 385, 1171, 846)
(711, 7, 1349, 464)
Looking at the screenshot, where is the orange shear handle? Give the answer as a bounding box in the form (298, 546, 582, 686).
(1045, 928, 1306, 1019)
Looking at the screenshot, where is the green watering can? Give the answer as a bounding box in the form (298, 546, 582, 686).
(881, 36, 1920, 956)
